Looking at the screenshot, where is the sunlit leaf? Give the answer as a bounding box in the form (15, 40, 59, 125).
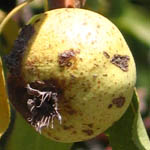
(0, 58, 10, 138)
(106, 89, 150, 150)
(132, 90, 150, 149)
(5, 112, 72, 150)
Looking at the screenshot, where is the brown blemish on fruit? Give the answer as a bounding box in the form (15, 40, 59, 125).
(111, 55, 130, 72)
(97, 80, 100, 84)
(7, 75, 69, 132)
(87, 123, 94, 128)
(103, 51, 110, 59)
(80, 72, 83, 75)
(64, 104, 77, 115)
(72, 131, 77, 134)
(112, 97, 125, 108)
(63, 125, 73, 130)
(103, 74, 108, 77)
(26, 83, 62, 132)
(34, 18, 41, 24)
(47, 131, 51, 136)
(108, 104, 113, 109)
(4, 24, 35, 75)
(54, 137, 60, 141)
(58, 49, 76, 67)
(82, 129, 94, 136)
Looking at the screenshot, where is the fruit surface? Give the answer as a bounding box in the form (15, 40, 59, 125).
(5, 8, 136, 142)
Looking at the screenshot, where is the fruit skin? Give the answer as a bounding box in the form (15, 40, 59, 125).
(5, 8, 136, 142)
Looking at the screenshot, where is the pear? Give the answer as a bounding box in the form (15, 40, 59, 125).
(5, 8, 136, 142)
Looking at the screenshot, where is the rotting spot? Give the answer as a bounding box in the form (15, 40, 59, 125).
(54, 137, 60, 141)
(82, 129, 94, 136)
(111, 55, 130, 72)
(103, 74, 108, 77)
(65, 105, 77, 115)
(103, 51, 110, 59)
(26, 83, 62, 133)
(112, 97, 125, 108)
(87, 123, 93, 128)
(72, 130, 77, 134)
(4, 24, 35, 75)
(108, 104, 113, 109)
(34, 18, 41, 24)
(63, 125, 73, 130)
(58, 49, 76, 67)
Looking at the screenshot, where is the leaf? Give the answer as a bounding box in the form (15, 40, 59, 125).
(114, 4, 150, 46)
(5, 112, 72, 150)
(0, 0, 34, 34)
(132, 90, 150, 149)
(106, 89, 150, 150)
(0, 58, 10, 138)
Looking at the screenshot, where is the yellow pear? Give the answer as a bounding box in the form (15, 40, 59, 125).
(5, 8, 136, 142)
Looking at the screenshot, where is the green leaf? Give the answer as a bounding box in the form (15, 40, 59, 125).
(106, 89, 150, 150)
(114, 4, 150, 46)
(5, 112, 72, 150)
(0, 58, 10, 138)
(132, 90, 150, 149)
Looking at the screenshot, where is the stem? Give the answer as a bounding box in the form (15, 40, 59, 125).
(0, 0, 34, 34)
(44, 0, 49, 11)
(47, 0, 86, 10)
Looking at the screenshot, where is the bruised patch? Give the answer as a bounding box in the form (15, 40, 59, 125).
(58, 49, 76, 67)
(4, 25, 35, 75)
(87, 123, 93, 128)
(108, 104, 113, 109)
(82, 129, 94, 136)
(111, 55, 130, 72)
(7, 76, 64, 133)
(103, 51, 110, 59)
(63, 125, 73, 130)
(112, 97, 125, 108)
(26, 83, 62, 133)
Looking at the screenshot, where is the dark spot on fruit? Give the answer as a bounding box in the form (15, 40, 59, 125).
(108, 104, 113, 109)
(111, 55, 130, 72)
(58, 49, 76, 67)
(97, 25, 100, 28)
(82, 129, 94, 136)
(63, 125, 73, 130)
(7, 75, 65, 133)
(112, 97, 125, 108)
(65, 105, 77, 115)
(80, 72, 83, 75)
(87, 123, 93, 128)
(47, 131, 51, 136)
(103, 51, 110, 59)
(34, 18, 41, 24)
(80, 58, 83, 61)
(26, 83, 62, 133)
(103, 74, 108, 77)
(97, 81, 100, 84)
(72, 130, 77, 134)
(4, 24, 35, 75)
(54, 137, 60, 141)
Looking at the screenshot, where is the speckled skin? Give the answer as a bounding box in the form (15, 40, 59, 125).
(20, 8, 136, 142)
